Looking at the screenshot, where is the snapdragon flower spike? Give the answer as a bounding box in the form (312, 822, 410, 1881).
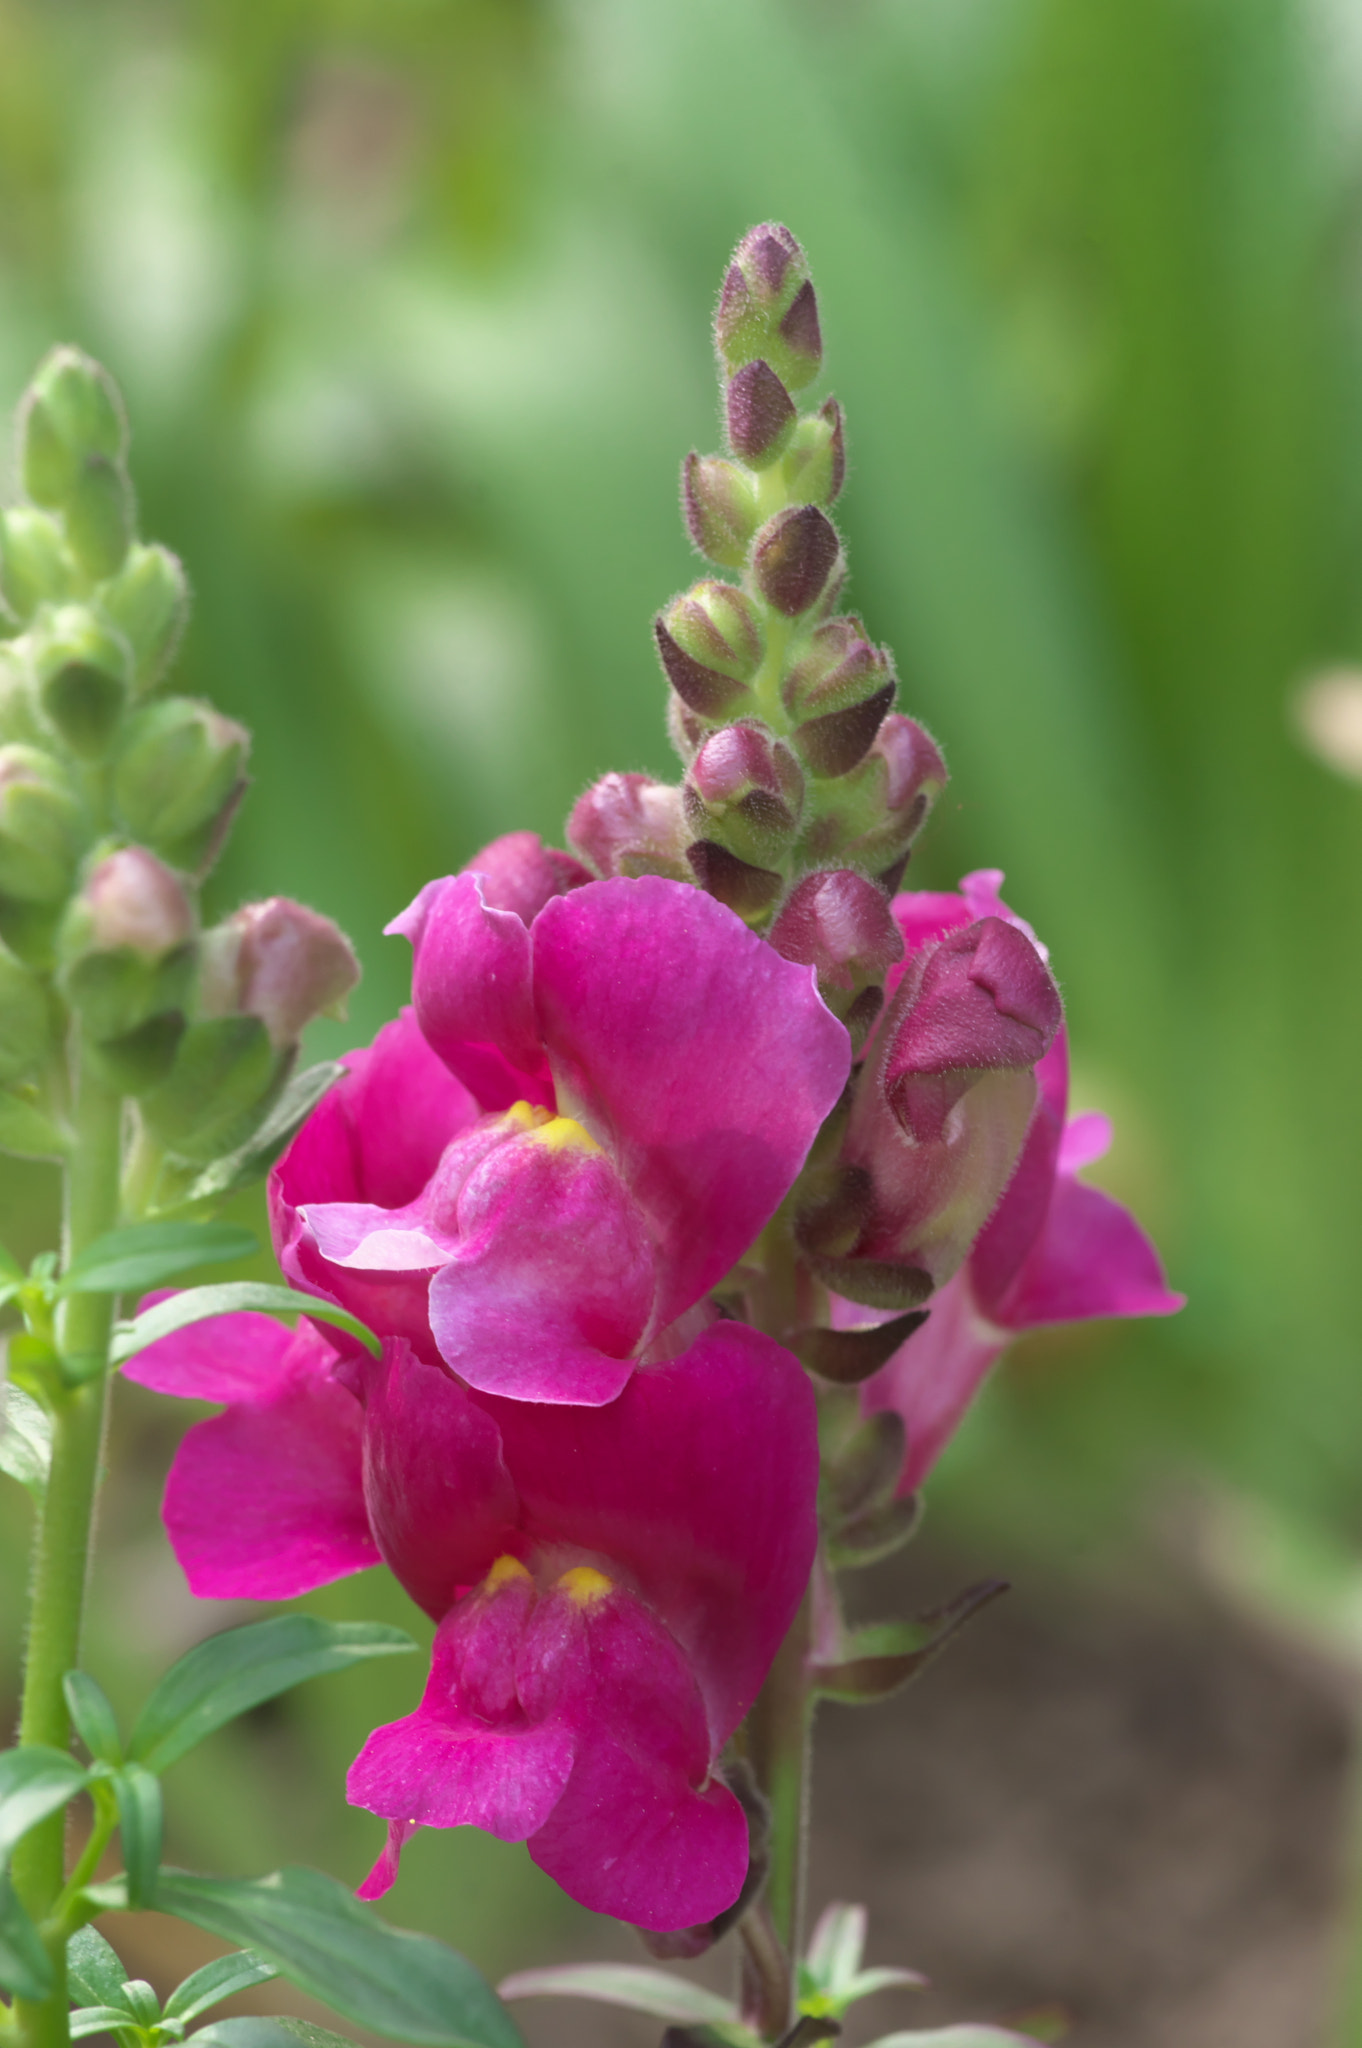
(123, 1313, 818, 1931)
(849, 874, 1182, 1487)
(797, 877, 1062, 1310)
(277, 853, 849, 1404)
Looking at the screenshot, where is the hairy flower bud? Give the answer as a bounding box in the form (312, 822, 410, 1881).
(769, 868, 903, 1043)
(784, 617, 897, 778)
(32, 605, 132, 758)
(81, 847, 195, 961)
(0, 941, 51, 1082)
(113, 698, 250, 874)
(782, 398, 845, 507)
(655, 582, 762, 722)
(100, 543, 189, 694)
(681, 454, 761, 570)
(0, 509, 75, 622)
(0, 746, 87, 903)
(64, 455, 134, 581)
(751, 505, 842, 618)
(800, 715, 947, 879)
(684, 722, 804, 868)
(725, 360, 796, 469)
(568, 772, 691, 880)
(461, 831, 590, 920)
(19, 347, 127, 510)
(0, 645, 42, 745)
(199, 897, 359, 1049)
(59, 848, 196, 1084)
(684, 839, 783, 921)
(715, 223, 823, 393)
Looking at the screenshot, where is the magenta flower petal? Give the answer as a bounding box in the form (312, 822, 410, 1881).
(152, 1324, 379, 1599)
(122, 1305, 295, 1403)
(453, 830, 590, 922)
(999, 1173, 1186, 1329)
(530, 877, 850, 1328)
(387, 874, 553, 1110)
(859, 1274, 1006, 1495)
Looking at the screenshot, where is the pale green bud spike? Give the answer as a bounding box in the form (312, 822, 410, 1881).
(0, 645, 43, 745)
(33, 605, 132, 758)
(0, 941, 52, 1083)
(100, 544, 190, 695)
(65, 457, 134, 581)
(0, 745, 89, 903)
(0, 508, 76, 621)
(19, 347, 128, 509)
(114, 699, 251, 875)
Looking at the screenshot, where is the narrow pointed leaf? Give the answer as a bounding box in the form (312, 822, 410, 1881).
(793, 1312, 930, 1385)
(193, 2021, 359, 2048)
(152, 1868, 523, 2048)
(164, 1951, 279, 2022)
(0, 1386, 52, 1499)
(0, 1744, 90, 1859)
(67, 1923, 134, 2008)
(60, 1223, 259, 1297)
(64, 1672, 123, 1764)
(113, 1765, 163, 1908)
(499, 1965, 737, 2025)
(824, 1493, 924, 1571)
(187, 1063, 346, 1203)
(0, 1872, 52, 2000)
(811, 1583, 1007, 1703)
(0, 1090, 68, 1160)
(865, 2030, 1035, 2046)
(803, 1902, 866, 1994)
(0, 1241, 23, 1285)
(112, 1285, 380, 1367)
(840, 1969, 929, 2003)
(129, 1618, 417, 1775)
(70, 2008, 147, 2038)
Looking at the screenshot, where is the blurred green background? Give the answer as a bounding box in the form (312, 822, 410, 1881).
(2, 0, 1361, 2005)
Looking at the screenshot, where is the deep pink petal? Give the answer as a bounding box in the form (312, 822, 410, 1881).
(160, 1365, 378, 1598)
(427, 1139, 653, 1405)
(122, 1306, 295, 1403)
(859, 1271, 1007, 1494)
(354, 1340, 520, 1618)
(998, 1173, 1185, 1330)
(530, 877, 850, 1327)
(1060, 1109, 1112, 1173)
(457, 831, 590, 923)
(388, 874, 553, 1110)
(492, 1320, 818, 1745)
(967, 1030, 1069, 1318)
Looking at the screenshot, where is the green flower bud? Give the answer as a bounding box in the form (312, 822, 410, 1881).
(654, 582, 762, 722)
(59, 848, 196, 1083)
(798, 715, 948, 879)
(19, 347, 127, 510)
(100, 543, 189, 694)
(64, 456, 133, 581)
(682, 454, 761, 570)
(714, 224, 823, 394)
(0, 644, 43, 745)
(781, 398, 845, 508)
(683, 721, 805, 868)
(33, 605, 132, 758)
(139, 1014, 281, 1164)
(783, 616, 897, 778)
(0, 941, 52, 1083)
(0, 746, 87, 903)
(0, 509, 76, 622)
(114, 698, 251, 874)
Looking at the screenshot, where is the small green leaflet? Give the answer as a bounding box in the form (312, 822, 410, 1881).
(67, 1923, 133, 2008)
(0, 1090, 67, 1161)
(187, 1062, 346, 1203)
(112, 1284, 380, 1367)
(149, 1867, 525, 2048)
(162, 1950, 279, 2023)
(60, 1221, 259, 1297)
(113, 1763, 163, 1908)
(0, 1744, 90, 1860)
(866, 2030, 1038, 2046)
(63, 1671, 123, 1764)
(128, 1617, 417, 1775)
(193, 2021, 359, 2048)
(69, 2007, 148, 2039)
(0, 1872, 51, 2000)
(498, 1964, 737, 2025)
(0, 1385, 52, 1499)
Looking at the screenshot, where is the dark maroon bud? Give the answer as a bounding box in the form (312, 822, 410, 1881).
(685, 840, 783, 920)
(681, 453, 761, 569)
(751, 505, 842, 617)
(769, 869, 903, 992)
(778, 280, 823, 381)
(883, 918, 1062, 1145)
(460, 830, 589, 922)
(795, 684, 896, 778)
(568, 772, 690, 881)
(715, 225, 822, 392)
(821, 396, 845, 497)
(655, 617, 750, 720)
(725, 360, 796, 468)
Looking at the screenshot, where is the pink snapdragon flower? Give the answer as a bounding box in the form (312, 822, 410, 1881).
(854, 872, 1183, 1491)
(124, 1311, 818, 1931)
(274, 839, 850, 1405)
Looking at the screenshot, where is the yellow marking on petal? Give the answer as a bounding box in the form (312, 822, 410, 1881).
(485, 1554, 532, 1590)
(530, 1114, 600, 1156)
(504, 1100, 552, 1132)
(558, 1566, 613, 1607)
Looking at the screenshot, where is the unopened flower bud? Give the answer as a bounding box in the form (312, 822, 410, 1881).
(82, 847, 195, 960)
(33, 605, 132, 758)
(199, 898, 359, 1048)
(725, 360, 796, 468)
(64, 455, 134, 581)
(684, 722, 804, 867)
(0, 509, 75, 622)
(0, 646, 42, 745)
(100, 544, 189, 694)
(58, 849, 196, 1078)
(655, 582, 762, 720)
(685, 839, 783, 922)
(568, 772, 691, 880)
(0, 746, 87, 903)
(801, 715, 947, 876)
(714, 224, 823, 393)
(113, 698, 250, 874)
(784, 617, 897, 778)
(681, 454, 761, 570)
(769, 868, 903, 1043)
(751, 505, 842, 618)
(460, 831, 590, 920)
(781, 398, 845, 507)
(19, 348, 127, 511)
(0, 941, 52, 1082)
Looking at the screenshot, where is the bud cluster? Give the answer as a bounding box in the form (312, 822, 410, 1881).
(0, 346, 357, 1195)
(569, 225, 946, 1043)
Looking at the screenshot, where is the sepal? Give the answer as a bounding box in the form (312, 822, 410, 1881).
(682, 454, 761, 569)
(101, 543, 189, 694)
(809, 1581, 1007, 1695)
(32, 605, 132, 757)
(0, 745, 88, 903)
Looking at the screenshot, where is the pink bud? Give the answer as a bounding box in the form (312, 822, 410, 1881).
(460, 831, 589, 922)
(203, 897, 359, 1047)
(567, 772, 689, 880)
(769, 870, 903, 993)
(85, 847, 193, 959)
(725, 360, 795, 468)
(751, 506, 842, 617)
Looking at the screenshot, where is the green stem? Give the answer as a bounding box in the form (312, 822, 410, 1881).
(12, 1060, 122, 2048)
(744, 1594, 813, 1979)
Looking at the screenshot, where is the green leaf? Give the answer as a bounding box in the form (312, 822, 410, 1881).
(128, 1617, 417, 1775)
(163, 1950, 279, 2023)
(113, 1764, 163, 1908)
(69, 2007, 145, 2038)
(67, 1922, 134, 2008)
(63, 1672, 123, 1764)
(111, 1285, 380, 1368)
(60, 1222, 259, 1297)
(803, 1901, 867, 1994)
(0, 1088, 68, 1160)
(498, 1964, 737, 2025)
(0, 1241, 24, 1285)
(193, 2021, 359, 2048)
(810, 1583, 1007, 1704)
(865, 2031, 1036, 2046)
(187, 1063, 346, 1203)
(0, 1385, 52, 1499)
(0, 1871, 52, 1999)
(153, 1868, 524, 2048)
(0, 1743, 90, 1860)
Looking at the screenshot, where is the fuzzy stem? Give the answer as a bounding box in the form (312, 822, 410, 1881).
(11, 1060, 122, 2048)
